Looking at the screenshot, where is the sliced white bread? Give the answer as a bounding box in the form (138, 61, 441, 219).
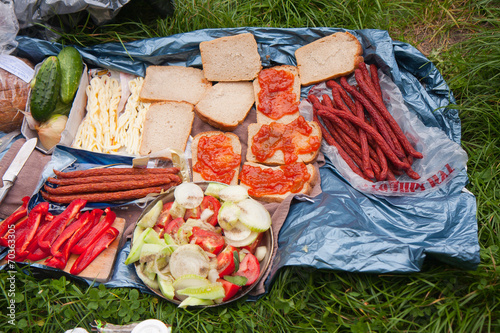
(191, 131, 242, 185)
(139, 101, 194, 156)
(139, 65, 212, 104)
(200, 33, 262, 82)
(295, 31, 364, 86)
(253, 65, 301, 124)
(239, 162, 318, 203)
(246, 119, 322, 165)
(194, 82, 255, 131)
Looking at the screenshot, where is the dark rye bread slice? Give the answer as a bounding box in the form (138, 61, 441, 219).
(200, 33, 262, 82)
(194, 82, 255, 131)
(191, 131, 242, 185)
(295, 31, 364, 86)
(139, 101, 194, 156)
(239, 162, 318, 203)
(246, 120, 322, 165)
(253, 65, 301, 125)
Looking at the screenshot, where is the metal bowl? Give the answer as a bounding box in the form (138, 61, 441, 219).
(132, 181, 274, 307)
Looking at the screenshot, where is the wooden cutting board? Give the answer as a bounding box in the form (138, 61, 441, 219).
(62, 217, 126, 282)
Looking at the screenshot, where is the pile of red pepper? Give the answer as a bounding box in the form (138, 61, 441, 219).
(0, 197, 119, 275)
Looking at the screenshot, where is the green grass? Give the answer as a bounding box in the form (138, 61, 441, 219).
(2, 0, 500, 332)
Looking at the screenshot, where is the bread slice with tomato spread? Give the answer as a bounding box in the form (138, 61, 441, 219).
(239, 162, 318, 203)
(294, 31, 364, 86)
(246, 116, 322, 165)
(194, 82, 255, 131)
(191, 131, 242, 185)
(253, 65, 301, 125)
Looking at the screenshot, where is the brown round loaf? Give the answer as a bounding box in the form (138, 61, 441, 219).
(0, 57, 34, 132)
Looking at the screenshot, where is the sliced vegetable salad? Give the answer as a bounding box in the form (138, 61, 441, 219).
(124, 182, 272, 307)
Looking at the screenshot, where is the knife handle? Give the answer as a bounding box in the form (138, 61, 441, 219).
(0, 181, 13, 204)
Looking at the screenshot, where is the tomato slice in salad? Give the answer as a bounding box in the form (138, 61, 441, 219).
(217, 245, 237, 277)
(218, 278, 241, 302)
(190, 227, 225, 255)
(156, 202, 173, 228)
(234, 253, 260, 286)
(200, 195, 221, 226)
(184, 206, 202, 220)
(165, 217, 185, 236)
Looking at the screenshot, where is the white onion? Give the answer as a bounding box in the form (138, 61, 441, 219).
(169, 244, 210, 279)
(174, 183, 204, 209)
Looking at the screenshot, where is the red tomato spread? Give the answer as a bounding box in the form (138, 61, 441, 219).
(257, 68, 299, 120)
(193, 134, 241, 184)
(251, 116, 321, 164)
(239, 162, 311, 197)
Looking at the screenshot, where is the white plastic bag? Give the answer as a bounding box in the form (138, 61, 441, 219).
(0, 1, 18, 55)
(301, 70, 468, 196)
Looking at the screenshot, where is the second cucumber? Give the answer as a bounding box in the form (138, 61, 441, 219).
(57, 46, 83, 104)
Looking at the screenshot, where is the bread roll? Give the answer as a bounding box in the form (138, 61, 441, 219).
(0, 57, 34, 132)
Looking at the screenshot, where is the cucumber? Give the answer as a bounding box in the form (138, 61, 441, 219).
(177, 283, 225, 300)
(52, 98, 72, 116)
(219, 185, 249, 203)
(57, 46, 83, 104)
(139, 243, 167, 263)
(178, 296, 213, 308)
(158, 276, 175, 300)
(30, 56, 61, 122)
(125, 227, 153, 265)
(136, 263, 159, 289)
(137, 200, 163, 228)
(204, 182, 228, 199)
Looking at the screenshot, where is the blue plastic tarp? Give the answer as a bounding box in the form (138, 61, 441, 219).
(12, 27, 479, 294)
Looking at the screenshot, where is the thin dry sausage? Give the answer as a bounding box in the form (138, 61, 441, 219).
(41, 184, 177, 204)
(44, 177, 180, 195)
(53, 167, 180, 179)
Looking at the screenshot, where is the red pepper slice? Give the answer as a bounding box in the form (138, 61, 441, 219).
(0, 196, 30, 247)
(71, 208, 116, 255)
(52, 209, 103, 267)
(22, 213, 54, 262)
(37, 199, 87, 250)
(15, 202, 50, 257)
(51, 211, 92, 259)
(45, 256, 67, 270)
(70, 226, 119, 275)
